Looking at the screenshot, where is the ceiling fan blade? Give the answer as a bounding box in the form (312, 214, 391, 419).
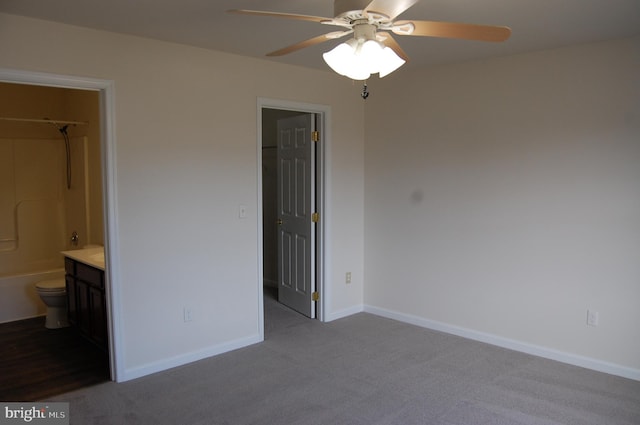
(227, 9, 332, 24)
(266, 31, 351, 56)
(364, 0, 419, 20)
(378, 33, 410, 62)
(393, 20, 511, 42)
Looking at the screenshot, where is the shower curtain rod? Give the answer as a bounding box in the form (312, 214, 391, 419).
(0, 116, 89, 126)
(1, 116, 87, 190)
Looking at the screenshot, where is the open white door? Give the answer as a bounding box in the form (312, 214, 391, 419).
(277, 114, 316, 318)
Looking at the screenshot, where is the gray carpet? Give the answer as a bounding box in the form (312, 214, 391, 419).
(50, 290, 640, 424)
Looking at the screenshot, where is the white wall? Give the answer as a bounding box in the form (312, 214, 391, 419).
(0, 13, 365, 380)
(364, 36, 640, 378)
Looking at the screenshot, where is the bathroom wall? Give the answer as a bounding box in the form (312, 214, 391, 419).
(64, 88, 103, 246)
(0, 82, 102, 322)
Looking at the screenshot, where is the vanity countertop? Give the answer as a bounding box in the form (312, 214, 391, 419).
(61, 247, 105, 271)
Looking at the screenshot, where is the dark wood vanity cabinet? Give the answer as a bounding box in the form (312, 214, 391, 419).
(65, 257, 108, 350)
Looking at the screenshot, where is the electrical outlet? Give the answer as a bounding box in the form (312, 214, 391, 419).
(184, 307, 193, 322)
(586, 310, 599, 327)
(346, 272, 352, 284)
(239, 205, 247, 219)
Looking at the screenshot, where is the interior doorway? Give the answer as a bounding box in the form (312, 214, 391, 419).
(0, 81, 109, 397)
(259, 99, 329, 324)
(0, 68, 121, 381)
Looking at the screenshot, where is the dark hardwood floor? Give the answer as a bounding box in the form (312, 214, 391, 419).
(0, 316, 109, 401)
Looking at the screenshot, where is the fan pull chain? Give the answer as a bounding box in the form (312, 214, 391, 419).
(361, 81, 369, 99)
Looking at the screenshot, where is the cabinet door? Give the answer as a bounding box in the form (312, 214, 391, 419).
(76, 281, 90, 335)
(65, 275, 77, 325)
(89, 286, 108, 347)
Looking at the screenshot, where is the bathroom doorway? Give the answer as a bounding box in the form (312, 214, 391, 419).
(259, 99, 329, 326)
(0, 68, 120, 387)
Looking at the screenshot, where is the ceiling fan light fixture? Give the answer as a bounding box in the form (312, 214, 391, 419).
(231, 2, 512, 81)
(378, 45, 406, 77)
(322, 37, 405, 80)
(323, 40, 364, 79)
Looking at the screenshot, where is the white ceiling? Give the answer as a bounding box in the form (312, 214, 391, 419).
(1, 0, 639, 73)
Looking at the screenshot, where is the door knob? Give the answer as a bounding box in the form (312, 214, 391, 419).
(276, 219, 283, 225)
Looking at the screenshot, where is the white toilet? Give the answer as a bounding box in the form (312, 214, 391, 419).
(35, 279, 69, 329)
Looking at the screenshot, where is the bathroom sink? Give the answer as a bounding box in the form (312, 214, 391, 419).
(89, 253, 104, 263)
(61, 247, 106, 271)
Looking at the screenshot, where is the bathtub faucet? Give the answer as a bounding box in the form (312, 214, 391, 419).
(70, 231, 79, 246)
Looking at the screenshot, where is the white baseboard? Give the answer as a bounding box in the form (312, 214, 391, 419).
(364, 304, 640, 382)
(324, 304, 364, 322)
(118, 334, 262, 382)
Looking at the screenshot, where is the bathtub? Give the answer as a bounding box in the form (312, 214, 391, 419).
(0, 268, 65, 324)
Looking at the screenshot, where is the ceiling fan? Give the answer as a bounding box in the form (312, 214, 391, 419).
(228, 0, 511, 80)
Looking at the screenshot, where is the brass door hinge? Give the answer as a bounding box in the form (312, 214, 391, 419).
(312, 291, 319, 302)
(312, 212, 319, 223)
(312, 131, 319, 142)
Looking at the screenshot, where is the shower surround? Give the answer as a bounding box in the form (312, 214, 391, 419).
(0, 136, 90, 323)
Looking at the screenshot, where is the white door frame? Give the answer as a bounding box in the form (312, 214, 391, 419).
(0, 68, 124, 382)
(257, 97, 331, 332)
